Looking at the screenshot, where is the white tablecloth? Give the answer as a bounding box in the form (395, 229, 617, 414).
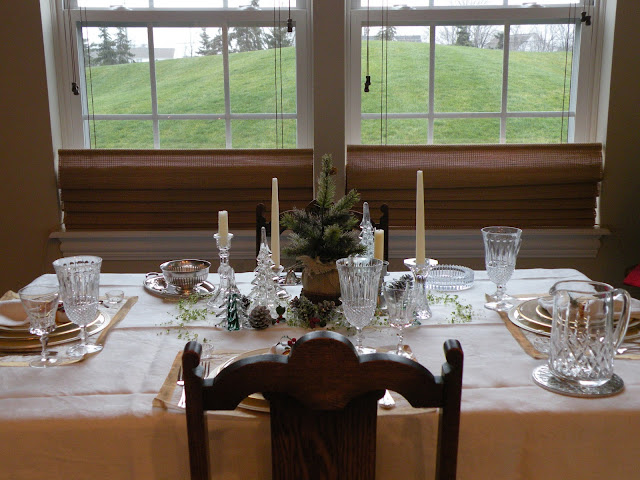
(1, 269, 639, 479)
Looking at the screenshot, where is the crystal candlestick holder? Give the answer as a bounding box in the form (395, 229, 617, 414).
(404, 258, 438, 321)
(208, 233, 234, 308)
(377, 261, 389, 312)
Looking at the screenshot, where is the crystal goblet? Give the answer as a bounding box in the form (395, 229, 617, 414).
(53, 256, 103, 357)
(18, 284, 60, 368)
(482, 226, 522, 311)
(336, 256, 384, 354)
(383, 282, 415, 357)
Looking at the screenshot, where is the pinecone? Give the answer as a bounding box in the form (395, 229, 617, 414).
(248, 306, 273, 330)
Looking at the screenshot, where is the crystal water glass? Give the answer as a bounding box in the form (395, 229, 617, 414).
(18, 284, 60, 368)
(383, 282, 415, 357)
(482, 226, 522, 311)
(336, 257, 384, 354)
(53, 256, 103, 357)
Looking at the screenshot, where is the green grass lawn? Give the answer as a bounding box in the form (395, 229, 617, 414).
(86, 41, 571, 148)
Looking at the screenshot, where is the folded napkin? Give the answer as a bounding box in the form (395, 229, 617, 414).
(0, 299, 28, 327)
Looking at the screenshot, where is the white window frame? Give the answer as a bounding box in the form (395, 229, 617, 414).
(347, 2, 601, 145)
(52, 1, 311, 149)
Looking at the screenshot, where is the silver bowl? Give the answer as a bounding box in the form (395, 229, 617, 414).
(160, 259, 210, 292)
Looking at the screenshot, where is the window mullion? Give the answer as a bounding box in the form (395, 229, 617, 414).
(500, 24, 510, 144)
(222, 26, 232, 148)
(428, 24, 435, 144)
(147, 25, 160, 148)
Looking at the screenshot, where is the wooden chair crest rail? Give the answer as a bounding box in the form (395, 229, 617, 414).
(183, 330, 463, 480)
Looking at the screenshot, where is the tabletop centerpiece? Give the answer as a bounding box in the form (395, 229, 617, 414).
(281, 154, 365, 304)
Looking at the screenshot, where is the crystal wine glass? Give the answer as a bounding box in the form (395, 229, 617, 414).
(482, 226, 522, 311)
(18, 284, 60, 368)
(336, 256, 384, 354)
(383, 282, 415, 357)
(53, 256, 103, 357)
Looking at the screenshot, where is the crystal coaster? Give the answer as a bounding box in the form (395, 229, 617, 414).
(532, 365, 624, 398)
(425, 265, 474, 291)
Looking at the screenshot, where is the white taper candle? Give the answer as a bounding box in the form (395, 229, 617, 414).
(374, 228, 385, 261)
(218, 210, 229, 247)
(271, 178, 280, 267)
(416, 170, 426, 264)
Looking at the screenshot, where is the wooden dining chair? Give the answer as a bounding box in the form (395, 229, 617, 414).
(255, 202, 390, 260)
(182, 330, 463, 480)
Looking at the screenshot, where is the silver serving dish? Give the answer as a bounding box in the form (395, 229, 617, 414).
(159, 259, 210, 293)
(144, 273, 216, 300)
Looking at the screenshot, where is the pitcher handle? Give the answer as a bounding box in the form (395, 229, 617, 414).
(612, 288, 632, 348)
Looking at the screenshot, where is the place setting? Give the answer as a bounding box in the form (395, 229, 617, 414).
(0, 256, 138, 367)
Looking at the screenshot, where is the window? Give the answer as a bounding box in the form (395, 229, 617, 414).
(348, 1, 599, 145)
(55, 1, 310, 148)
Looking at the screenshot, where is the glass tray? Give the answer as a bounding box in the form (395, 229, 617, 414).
(426, 265, 474, 291)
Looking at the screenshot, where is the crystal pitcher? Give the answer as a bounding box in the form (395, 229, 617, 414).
(548, 280, 631, 387)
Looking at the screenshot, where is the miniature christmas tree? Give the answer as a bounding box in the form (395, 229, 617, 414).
(247, 227, 288, 317)
(281, 154, 365, 264)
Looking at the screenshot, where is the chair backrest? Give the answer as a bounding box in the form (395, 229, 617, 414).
(255, 202, 390, 260)
(183, 330, 463, 480)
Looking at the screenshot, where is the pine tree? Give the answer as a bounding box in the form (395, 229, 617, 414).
(264, 27, 294, 49)
(281, 154, 365, 264)
(94, 27, 118, 66)
(197, 28, 214, 55)
(455, 26, 472, 47)
(114, 27, 134, 64)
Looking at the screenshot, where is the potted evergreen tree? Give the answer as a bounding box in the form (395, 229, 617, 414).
(281, 154, 365, 303)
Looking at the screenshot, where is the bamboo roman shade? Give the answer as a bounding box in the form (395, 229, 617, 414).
(58, 149, 313, 230)
(346, 144, 604, 228)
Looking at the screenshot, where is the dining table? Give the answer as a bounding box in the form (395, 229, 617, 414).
(1, 267, 639, 480)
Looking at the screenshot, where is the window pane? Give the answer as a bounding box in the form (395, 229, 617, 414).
(83, 27, 151, 114)
(232, 119, 296, 148)
(159, 120, 226, 148)
(89, 120, 154, 148)
(433, 118, 500, 143)
(507, 24, 573, 112)
(156, 28, 225, 114)
(434, 25, 502, 112)
(229, 26, 296, 114)
(506, 117, 568, 143)
(361, 26, 429, 114)
(362, 119, 429, 144)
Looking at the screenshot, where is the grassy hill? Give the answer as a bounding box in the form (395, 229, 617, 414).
(85, 40, 571, 147)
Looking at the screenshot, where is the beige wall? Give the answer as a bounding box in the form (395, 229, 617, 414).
(0, 0, 61, 295)
(0, 1, 638, 295)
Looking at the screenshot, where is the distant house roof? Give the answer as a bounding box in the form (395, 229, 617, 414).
(130, 47, 176, 61)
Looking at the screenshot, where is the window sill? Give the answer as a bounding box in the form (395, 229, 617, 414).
(50, 228, 609, 262)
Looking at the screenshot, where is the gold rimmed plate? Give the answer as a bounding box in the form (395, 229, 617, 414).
(0, 312, 104, 340)
(0, 312, 109, 351)
(510, 299, 640, 340)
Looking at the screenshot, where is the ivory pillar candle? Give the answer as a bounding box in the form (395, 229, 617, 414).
(416, 170, 426, 264)
(218, 210, 229, 247)
(271, 178, 280, 267)
(374, 229, 385, 261)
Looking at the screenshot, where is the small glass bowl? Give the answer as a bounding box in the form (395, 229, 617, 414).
(425, 265, 474, 291)
(105, 289, 125, 306)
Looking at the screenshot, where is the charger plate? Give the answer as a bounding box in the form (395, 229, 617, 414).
(0, 312, 109, 352)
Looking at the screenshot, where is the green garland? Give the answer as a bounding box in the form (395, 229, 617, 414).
(159, 293, 215, 343)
